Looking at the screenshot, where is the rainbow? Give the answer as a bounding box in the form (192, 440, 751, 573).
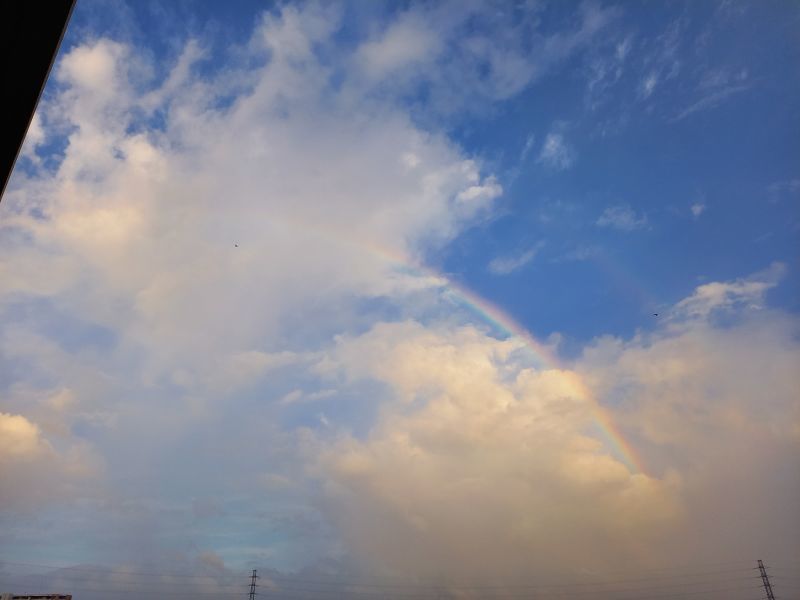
(435, 274, 646, 475)
(261, 216, 646, 474)
(375, 253, 646, 474)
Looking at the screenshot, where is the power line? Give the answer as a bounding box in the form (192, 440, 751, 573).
(0, 573, 250, 593)
(0, 579, 763, 600)
(254, 573, 762, 594)
(0, 573, 763, 600)
(0, 582, 245, 598)
(0, 564, 759, 592)
(0, 560, 759, 588)
(0, 559, 771, 599)
(0, 558, 758, 583)
(0, 560, 251, 579)
(254, 585, 764, 600)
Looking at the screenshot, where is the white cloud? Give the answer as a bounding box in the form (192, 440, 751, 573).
(0, 412, 44, 458)
(488, 242, 544, 275)
(768, 179, 800, 197)
(670, 65, 750, 122)
(356, 12, 443, 79)
(584, 35, 631, 110)
(0, 412, 99, 510)
(670, 262, 785, 320)
(349, 1, 618, 114)
(633, 19, 684, 105)
(538, 132, 575, 170)
(520, 133, 536, 161)
(576, 311, 799, 571)
(553, 244, 601, 262)
(671, 83, 750, 122)
(639, 72, 658, 98)
(58, 38, 128, 93)
(318, 322, 682, 579)
(616, 36, 633, 61)
(20, 112, 46, 163)
(1, 11, 504, 383)
(0, 4, 509, 549)
(314, 267, 800, 581)
(596, 204, 648, 231)
(690, 202, 706, 218)
(140, 39, 206, 112)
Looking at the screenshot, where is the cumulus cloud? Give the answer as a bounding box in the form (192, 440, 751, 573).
(1, 10, 503, 385)
(596, 204, 648, 231)
(0, 3, 507, 568)
(0, 412, 45, 458)
(316, 322, 682, 582)
(308, 267, 800, 586)
(578, 286, 800, 568)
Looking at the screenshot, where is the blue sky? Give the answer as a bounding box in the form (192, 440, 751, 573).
(440, 0, 799, 342)
(0, 1, 798, 598)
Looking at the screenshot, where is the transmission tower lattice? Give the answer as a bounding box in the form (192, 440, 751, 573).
(248, 568, 258, 600)
(758, 559, 775, 600)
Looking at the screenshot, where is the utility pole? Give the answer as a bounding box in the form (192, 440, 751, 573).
(248, 569, 259, 600)
(758, 559, 775, 600)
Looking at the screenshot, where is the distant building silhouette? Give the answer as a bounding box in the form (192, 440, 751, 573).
(1, 595, 72, 600)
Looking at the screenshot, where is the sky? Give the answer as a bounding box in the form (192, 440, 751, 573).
(0, 0, 799, 598)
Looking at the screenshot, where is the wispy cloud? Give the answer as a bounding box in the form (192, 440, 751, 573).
(552, 244, 601, 262)
(538, 132, 575, 170)
(671, 67, 750, 122)
(584, 34, 633, 110)
(352, 0, 619, 115)
(635, 18, 684, 103)
(671, 262, 785, 320)
(488, 241, 545, 275)
(768, 179, 800, 198)
(672, 82, 750, 121)
(520, 133, 536, 161)
(596, 204, 648, 231)
(639, 71, 658, 99)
